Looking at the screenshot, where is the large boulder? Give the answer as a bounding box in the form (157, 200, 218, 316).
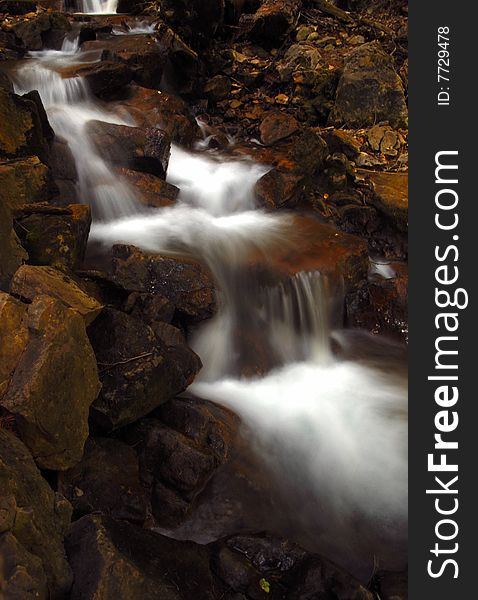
(60, 61, 134, 98)
(87, 308, 201, 430)
(329, 41, 408, 129)
(14, 204, 92, 271)
(86, 120, 171, 179)
(65, 514, 223, 600)
(125, 396, 237, 528)
(11, 11, 70, 51)
(0, 198, 27, 292)
(240, 0, 300, 47)
(10, 265, 103, 324)
(0, 156, 53, 210)
(259, 111, 299, 146)
(58, 437, 148, 524)
(107, 244, 217, 324)
(115, 167, 179, 208)
(0, 294, 100, 470)
(0, 428, 73, 597)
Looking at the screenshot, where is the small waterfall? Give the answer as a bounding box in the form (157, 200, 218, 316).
(12, 40, 140, 221)
(72, 0, 118, 14)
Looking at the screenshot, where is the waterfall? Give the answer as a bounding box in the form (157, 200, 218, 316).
(71, 0, 118, 14)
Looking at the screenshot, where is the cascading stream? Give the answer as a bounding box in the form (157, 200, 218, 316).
(11, 31, 407, 574)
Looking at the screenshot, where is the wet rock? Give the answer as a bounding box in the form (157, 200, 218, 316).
(0, 531, 48, 600)
(255, 169, 304, 209)
(212, 532, 374, 600)
(242, 0, 300, 47)
(124, 396, 237, 528)
(14, 204, 91, 271)
(0, 428, 73, 596)
(0, 199, 27, 292)
(204, 74, 232, 101)
(322, 129, 361, 160)
(12, 12, 71, 52)
(108, 244, 217, 324)
(123, 290, 175, 325)
(116, 167, 179, 208)
(58, 437, 148, 524)
(259, 111, 299, 146)
(0, 0, 38, 15)
(364, 170, 408, 230)
(10, 265, 103, 324)
(116, 85, 201, 146)
(329, 41, 408, 129)
(0, 292, 29, 398)
(1, 295, 100, 470)
(61, 61, 134, 98)
(0, 156, 53, 210)
(87, 308, 201, 430)
(65, 514, 222, 600)
(0, 88, 50, 162)
(87, 120, 171, 179)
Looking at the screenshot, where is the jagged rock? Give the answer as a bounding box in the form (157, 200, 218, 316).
(86, 120, 171, 179)
(0, 0, 37, 16)
(14, 204, 91, 271)
(116, 85, 201, 146)
(10, 265, 103, 324)
(364, 170, 408, 230)
(212, 533, 374, 600)
(1, 295, 100, 470)
(0, 293, 29, 399)
(0, 200, 27, 292)
(322, 129, 362, 160)
(58, 437, 148, 524)
(59, 61, 134, 98)
(65, 514, 223, 600)
(0, 89, 50, 161)
(0, 157, 53, 210)
(12, 12, 71, 51)
(108, 244, 217, 324)
(256, 169, 304, 209)
(329, 41, 408, 128)
(123, 291, 175, 324)
(259, 111, 299, 146)
(0, 531, 48, 600)
(116, 167, 179, 208)
(0, 428, 73, 596)
(87, 308, 201, 430)
(242, 0, 299, 47)
(124, 396, 237, 528)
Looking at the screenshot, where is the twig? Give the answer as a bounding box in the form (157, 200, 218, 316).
(98, 352, 153, 371)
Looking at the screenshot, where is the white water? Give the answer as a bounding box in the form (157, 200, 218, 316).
(113, 21, 157, 35)
(75, 0, 118, 14)
(12, 32, 408, 571)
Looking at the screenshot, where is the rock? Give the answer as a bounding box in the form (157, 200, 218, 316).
(243, 0, 300, 47)
(259, 111, 299, 146)
(0, 0, 38, 16)
(322, 129, 362, 160)
(116, 85, 201, 146)
(14, 204, 91, 271)
(0, 293, 29, 399)
(372, 569, 408, 600)
(1, 295, 100, 470)
(10, 265, 103, 324)
(329, 41, 408, 128)
(58, 437, 148, 524)
(12, 12, 71, 51)
(87, 308, 201, 430)
(212, 532, 374, 599)
(108, 244, 217, 324)
(61, 61, 134, 98)
(0, 89, 50, 162)
(123, 290, 175, 324)
(125, 396, 237, 528)
(203, 74, 232, 101)
(86, 120, 171, 179)
(0, 428, 73, 596)
(255, 169, 304, 209)
(0, 531, 48, 600)
(115, 167, 179, 208)
(65, 514, 223, 600)
(159, 0, 225, 44)
(0, 199, 27, 292)
(361, 170, 408, 230)
(0, 157, 53, 210)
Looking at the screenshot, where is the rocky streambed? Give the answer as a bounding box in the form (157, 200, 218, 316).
(0, 1, 408, 599)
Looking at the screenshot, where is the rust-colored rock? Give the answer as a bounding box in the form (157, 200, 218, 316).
(242, 0, 299, 47)
(0, 157, 52, 210)
(0, 292, 29, 399)
(59, 61, 134, 98)
(1, 295, 100, 470)
(259, 111, 299, 146)
(10, 265, 103, 325)
(116, 167, 179, 208)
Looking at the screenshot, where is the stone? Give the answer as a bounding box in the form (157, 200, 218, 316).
(87, 308, 201, 430)
(372, 569, 408, 600)
(0, 428, 73, 596)
(259, 111, 299, 146)
(203, 74, 232, 101)
(87, 120, 171, 179)
(14, 204, 92, 271)
(361, 170, 408, 230)
(243, 0, 300, 47)
(58, 437, 148, 524)
(60, 61, 134, 98)
(10, 265, 103, 324)
(0, 199, 27, 292)
(115, 167, 179, 208)
(12, 12, 71, 51)
(0, 157, 52, 210)
(0, 293, 29, 399)
(0, 0, 38, 15)
(124, 396, 237, 528)
(65, 514, 222, 600)
(108, 244, 217, 324)
(0, 531, 48, 600)
(329, 41, 408, 129)
(1, 295, 100, 470)
(255, 169, 304, 209)
(322, 129, 362, 159)
(159, 0, 225, 43)
(116, 85, 201, 147)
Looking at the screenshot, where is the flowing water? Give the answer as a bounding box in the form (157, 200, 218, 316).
(11, 30, 408, 576)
